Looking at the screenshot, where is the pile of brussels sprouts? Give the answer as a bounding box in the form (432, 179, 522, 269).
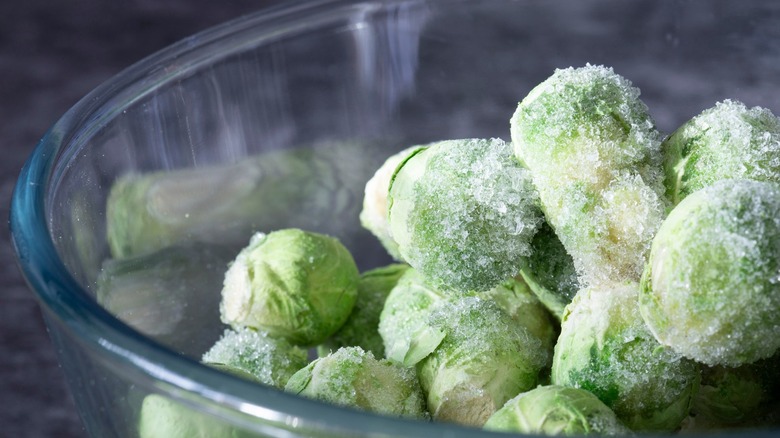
(135, 65, 780, 436)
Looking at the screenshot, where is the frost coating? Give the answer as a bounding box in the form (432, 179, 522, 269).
(202, 327, 308, 389)
(640, 180, 780, 366)
(320, 263, 410, 358)
(284, 346, 428, 419)
(552, 282, 699, 432)
(418, 296, 551, 427)
(511, 65, 666, 286)
(483, 385, 631, 436)
(388, 138, 542, 293)
(360, 147, 423, 261)
(220, 229, 359, 346)
(662, 100, 780, 205)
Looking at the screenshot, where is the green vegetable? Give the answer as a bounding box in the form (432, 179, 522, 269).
(387, 138, 542, 293)
(640, 179, 780, 366)
(96, 243, 235, 356)
(662, 99, 780, 205)
(519, 220, 579, 320)
(138, 394, 237, 438)
(319, 263, 410, 358)
(284, 346, 428, 419)
(552, 282, 700, 432)
(417, 295, 552, 427)
(511, 64, 667, 286)
(220, 229, 359, 346)
(360, 146, 423, 261)
(202, 327, 308, 388)
(483, 385, 631, 436)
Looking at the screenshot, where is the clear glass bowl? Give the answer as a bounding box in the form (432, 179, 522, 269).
(10, 0, 780, 436)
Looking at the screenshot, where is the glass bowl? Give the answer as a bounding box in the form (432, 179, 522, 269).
(10, 0, 780, 436)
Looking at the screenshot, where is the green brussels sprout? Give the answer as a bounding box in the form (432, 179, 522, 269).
(319, 263, 410, 358)
(640, 180, 780, 366)
(690, 354, 780, 429)
(360, 147, 423, 261)
(511, 64, 667, 286)
(106, 141, 376, 259)
(387, 138, 542, 293)
(138, 394, 237, 438)
(96, 243, 234, 357)
(378, 268, 448, 366)
(284, 346, 428, 419)
(204, 363, 264, 383)
(552, 282, 700, 432)
(662, 99, 780, 205)
(220, 229, 359, 346)
(202, 327, 308, 389)
(483, 385, 631, 436)
(519, 220, 579, 320)
(418, 295, 552, 427)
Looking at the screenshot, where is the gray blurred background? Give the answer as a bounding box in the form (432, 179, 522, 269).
(0, 2, 281, 436)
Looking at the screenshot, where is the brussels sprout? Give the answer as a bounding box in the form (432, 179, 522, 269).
(285, 346, 428, 419)
(511, 64, 667, 286)
(360, 147, 423, 261)
(640, 180, 780, 366)
(662, 99, 780, 205)
(320, 264, 410, 358)
(387, 138, 542, 293)
(220, 229, 359, 346)
(96, 243, 234, 356)
(552, 282, 699, 432)
(519, 220, 579, 320)
(106, 141, 375, 259)
(138, 394, 237, 438)
(418, 295, 552, 427)
(483, 385, 631, 436)
(378, 268, 448, 366)
(202, 327, 308, 388)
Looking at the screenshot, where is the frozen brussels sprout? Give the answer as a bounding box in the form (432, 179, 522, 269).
(418, 296, 552, 427)
(662, 99, 780, 205)
(483, 385, 631, 436)
(106, 142, 371, 259)
(360, 146, 423, 261)
(388, 138, 542, 293)
(138, 394, 236, 438)
(284, 346, 428, 419)
(220, 229, 359, 346)
(552, 282, 699, 432)
(519, 221, 579, 319)
(96, 243, 234, 357)
(511, 64, 666, 286)
(202, 327, 308, 388)
(319, 263, 410, 358)
(640, 180, 780, 367)
(690, 354, 780, 429)
(378, 268, 448, 366)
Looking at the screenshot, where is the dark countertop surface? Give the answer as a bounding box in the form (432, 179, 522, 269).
(0, 2, 281, 436)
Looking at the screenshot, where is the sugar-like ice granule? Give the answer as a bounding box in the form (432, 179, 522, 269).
(511, 65, 667, 287)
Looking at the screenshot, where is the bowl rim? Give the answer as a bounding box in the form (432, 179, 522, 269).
(11, 0, 780, 436)
(7, 0, 512, 436)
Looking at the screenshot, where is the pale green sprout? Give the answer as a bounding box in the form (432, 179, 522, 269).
(96, 243, 234, 357)
(388, 138, 542, 293)
(284, 346, 428, 419)
(202, 327, 308, 389)
(552, 282, 700, 432)
(662, 99, 780, 205)
(220, 229, 359, 346)
(519, 220, 579, 320)
(483, 385, 631, 436)
(417, 295, 552, 427)
(138, 393, 243, 438)
(319, 263, 410, 358)
(511, 64, 667, 286)
(640, 179, 780, 367)
(360, 146, 423, 261)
